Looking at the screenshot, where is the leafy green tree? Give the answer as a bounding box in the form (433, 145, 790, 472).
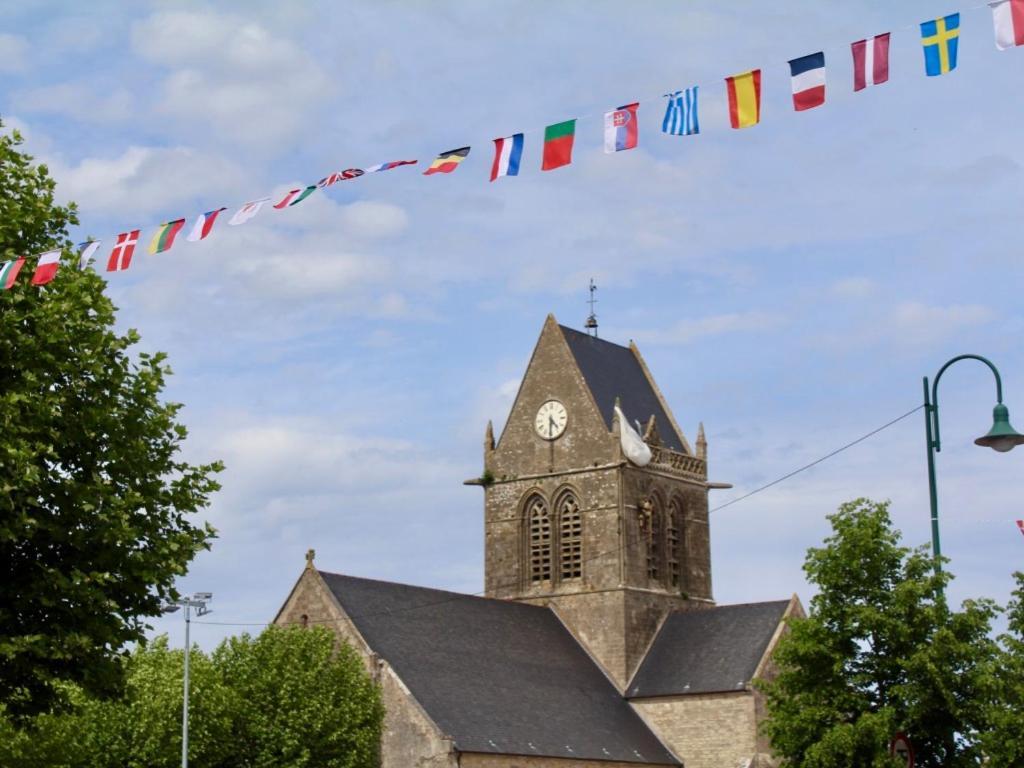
(760, 498, 999, 768)
(0, 627, 383, 768)
(980, 571, 1024, 764)
(0, 120, 221, 717)
(215, 626, 384, 768)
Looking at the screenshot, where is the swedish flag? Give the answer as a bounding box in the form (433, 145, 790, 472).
(921, 13, 960, 76)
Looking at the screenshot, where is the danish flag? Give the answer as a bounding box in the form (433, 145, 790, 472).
(107, 230, 140, 272)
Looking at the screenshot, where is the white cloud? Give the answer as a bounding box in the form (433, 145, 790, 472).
(47, 145, 248, 218)
(339, 201, 409, 239)
(0, 33, 29, 73)
(890, 302, 995, 345)
(14, 82, 134, 122)
(131, 10, 329, 144)
(631, 311, 786, 345)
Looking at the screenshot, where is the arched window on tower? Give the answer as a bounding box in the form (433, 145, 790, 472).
(527, 495, 552, 583)
(647, 502, 662, 581)
(558, 493, 583, 580)
(667, 499, 683, 588)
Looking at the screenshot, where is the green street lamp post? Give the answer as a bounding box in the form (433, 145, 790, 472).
(923, 354, 1024, 578)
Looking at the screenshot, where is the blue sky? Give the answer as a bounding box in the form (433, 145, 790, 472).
(3, 0, 1023, 645)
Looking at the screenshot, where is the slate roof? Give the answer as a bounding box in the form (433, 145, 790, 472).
(559, 325, 686, 452)
(626, 600, 791, 698)
(319, 571, 679, 765)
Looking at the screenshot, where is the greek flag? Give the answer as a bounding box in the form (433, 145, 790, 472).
(661, 87, 699, 136)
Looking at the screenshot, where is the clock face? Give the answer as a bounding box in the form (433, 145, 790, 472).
(535, 400, 568, 440)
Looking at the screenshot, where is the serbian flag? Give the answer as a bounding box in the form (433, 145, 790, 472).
(852, 33, 891, 90)
(107, 230, 140, 272)
(0, 257, 25, 289)
(542, 119, 576, 170)
(789, 53, 826, 111)
(187, 208, 226, 242)
(604, 103, 639, 153)
(991, 0, 1024, 49)
(490, 134, 524, 181)
(149, 219, 186, 255)
(424, 147, 470, 175)
(77, 240, 101, 270)
(365, 160, 417, 173)
(725, 70, 761, 129)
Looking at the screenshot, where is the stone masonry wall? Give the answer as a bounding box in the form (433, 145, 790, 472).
(275, 568, 457, 768)
(631, 692, 762, 768)
(461, 753, 677, 768)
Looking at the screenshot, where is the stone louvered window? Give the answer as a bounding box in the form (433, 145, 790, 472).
(647, 505, 662, 580)
(667, 500, 682, 588)
(527, 496, 552, 583)
(558, 494, 583, 580)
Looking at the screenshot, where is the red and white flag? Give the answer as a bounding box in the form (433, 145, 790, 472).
(107, 230, 140, 272)
(229, 198, 270, 226)
(31, 250, 61, 286)
(1017, 519, 1024, 537)
(852, 33, 890, 91)
(991, 0, 1024, 49)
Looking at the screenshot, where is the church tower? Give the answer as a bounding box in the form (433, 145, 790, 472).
(480, 315, 715, 688)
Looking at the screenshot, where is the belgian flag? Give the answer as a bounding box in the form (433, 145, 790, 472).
(423, 147, 470, 175)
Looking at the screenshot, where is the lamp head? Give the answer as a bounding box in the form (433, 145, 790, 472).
(974, 403, 1024, 453)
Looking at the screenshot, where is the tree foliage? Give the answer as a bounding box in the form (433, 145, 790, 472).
(760, 499, 999, 768)
(980, 571, 1024, 764)
(0, 120, 220, 717)
(0, 626, 384, 768)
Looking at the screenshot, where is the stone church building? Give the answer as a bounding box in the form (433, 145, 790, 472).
(275, 315, 801, 768)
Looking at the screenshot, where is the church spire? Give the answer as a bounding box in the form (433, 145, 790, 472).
(696, 422, 707, 461)
(484, 420, 495, 452)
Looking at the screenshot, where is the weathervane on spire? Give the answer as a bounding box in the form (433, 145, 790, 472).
(585, 278, 599, 337)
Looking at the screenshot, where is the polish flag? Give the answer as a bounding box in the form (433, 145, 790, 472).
(187, 208, 227, 242)
(852, 33, 890, 91)
(31, 250, 62, 286)
(107, 231, 140, 272)
(991, 0, 1024, 49)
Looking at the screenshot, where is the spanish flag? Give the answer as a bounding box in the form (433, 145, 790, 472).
(725, 69, 761, 129)
(424, 147, 470, 175)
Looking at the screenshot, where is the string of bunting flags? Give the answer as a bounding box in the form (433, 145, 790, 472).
(4, 0, 1024, 290)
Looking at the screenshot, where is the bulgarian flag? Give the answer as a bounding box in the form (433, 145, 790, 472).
(149, 219, 186, 255)
(0, 257, 25, 289)
(542, 119, 576, 171)
(274, 185, 317, 208)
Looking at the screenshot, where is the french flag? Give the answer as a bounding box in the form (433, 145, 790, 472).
(788, 52, 826, 111)
(604, 103, 639, 153)
(852, 33, 890, 91)
(490, 134, 524, 182)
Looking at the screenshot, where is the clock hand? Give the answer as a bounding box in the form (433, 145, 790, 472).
(549, 416, 556, 434)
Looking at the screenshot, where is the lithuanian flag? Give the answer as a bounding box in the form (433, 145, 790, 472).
(148, 219, 186, 255)
(725, 69, 762, 129)
(424, 147, 470, 175)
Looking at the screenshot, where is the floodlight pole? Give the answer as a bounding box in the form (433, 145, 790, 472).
(163, 594, 212, 768)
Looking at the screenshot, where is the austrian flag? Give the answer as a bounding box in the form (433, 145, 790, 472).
(788, 52, 826, 111)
